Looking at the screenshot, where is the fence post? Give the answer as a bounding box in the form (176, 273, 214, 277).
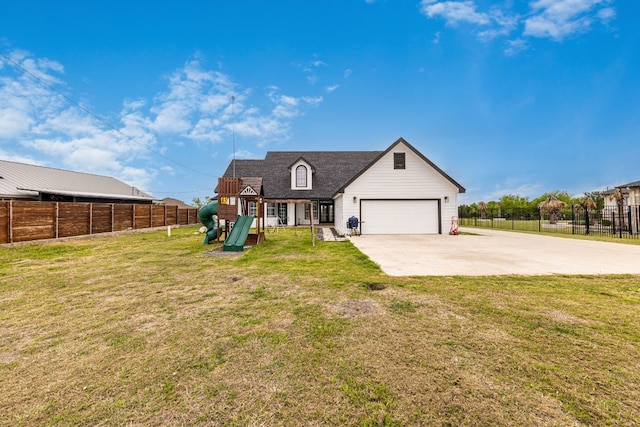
(8, 200, 13, 244)
(585, 209, 590, 235)
(619, 205, 623, 239)
(55, 202, 59, 239)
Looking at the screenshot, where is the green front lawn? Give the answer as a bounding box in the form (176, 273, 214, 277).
(1, 227, 639, 425)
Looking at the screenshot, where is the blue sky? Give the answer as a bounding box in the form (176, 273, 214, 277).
(1, 0, 636, 204)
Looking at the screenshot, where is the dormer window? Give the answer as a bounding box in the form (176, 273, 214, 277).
(290, 158, 313, 190)
(296, 165, 307, 187)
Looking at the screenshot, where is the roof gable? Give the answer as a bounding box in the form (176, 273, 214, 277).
(288, 156, 315, 172)
(222, 151, 381, 199)
(219, 137, 464, 199)
(336, 137, 466, 195)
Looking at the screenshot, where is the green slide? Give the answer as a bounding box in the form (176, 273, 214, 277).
(198, 201, 219, 244)
(223, 215, 253, 252)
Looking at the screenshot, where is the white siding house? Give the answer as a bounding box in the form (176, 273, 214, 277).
(219, 137, 465, 235)
(335, 139, 460, 235)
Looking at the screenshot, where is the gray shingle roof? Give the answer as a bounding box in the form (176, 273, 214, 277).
(223, 151, 382, 199)
(0, 160, 153, 201)
(221, 137, 466, 199)
(622, 180, 640, 188)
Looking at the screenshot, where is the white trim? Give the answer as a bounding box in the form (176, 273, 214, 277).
(290, 159, 313, 190)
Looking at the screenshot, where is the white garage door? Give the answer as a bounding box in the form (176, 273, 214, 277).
(360, 200, 440, 234)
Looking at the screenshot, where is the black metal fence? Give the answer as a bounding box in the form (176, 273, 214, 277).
(458, 205, 640, 239)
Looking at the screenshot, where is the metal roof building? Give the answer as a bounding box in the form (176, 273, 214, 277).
(0, 160, 154, 203)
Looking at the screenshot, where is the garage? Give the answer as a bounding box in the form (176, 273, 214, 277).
(360, 199, 440, 234)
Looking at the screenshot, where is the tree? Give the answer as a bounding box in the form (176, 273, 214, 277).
(458, 204, 478, 218)
(584, 192, 604, 211)
(499, 194, 531, 219)
(478, 201, 487, 220)
(192, 196, 215, 209)
(611, 187, 626, 231)
(537, 194, 568, 224)
(584, 196, 597, 212)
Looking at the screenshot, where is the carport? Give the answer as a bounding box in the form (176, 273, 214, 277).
(348, 227, 640, 276)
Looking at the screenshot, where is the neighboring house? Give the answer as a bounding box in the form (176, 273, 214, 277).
(160, 198, 194, 208)
(219, 137, 465, 235)
(601, 180, 640, 209)
(598, 180, 640, 235)
(0, 160, 153, 203)
(626, 181, 640, 206)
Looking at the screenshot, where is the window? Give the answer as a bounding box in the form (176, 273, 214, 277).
(266, 203, 276, 217)
(296, 165, 307, 187)
(394, 152, 406, 170)
(278, 203, 288, 223)
(248, 201, 257, 217)
(304, 201, 318, 220)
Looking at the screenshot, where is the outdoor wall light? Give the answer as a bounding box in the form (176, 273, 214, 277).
(444, 196, 449, 203)
(353, 196, 357, 203)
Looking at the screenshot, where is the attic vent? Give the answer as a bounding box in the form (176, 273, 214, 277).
(240, 186, 258, 196)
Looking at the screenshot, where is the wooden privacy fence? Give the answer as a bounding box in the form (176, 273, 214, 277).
(0, 201, 199, 244)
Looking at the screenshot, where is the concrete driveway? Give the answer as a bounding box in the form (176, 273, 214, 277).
(347, 227, 640, 276)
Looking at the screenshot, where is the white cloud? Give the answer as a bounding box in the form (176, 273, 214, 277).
(0, 148, 43, 165)
(294, 57, 330, 86)
(504, 39, 529, 56)
(598, 7, 615, 21)
(524, 0, 613, 40)
(481, 182, 546, 202)
(326, 85, 339, 93)
(0, 52, 67, 138)
(421, 0, 491, 25)
(230, 149, 255, 160)
(1, 49, 323, 189)
(421, 0, 616, 51)
(303, 96, 323, 106)
(0, 106, 32, 138)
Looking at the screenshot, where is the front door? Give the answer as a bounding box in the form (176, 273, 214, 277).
(319, 201, 334, 224)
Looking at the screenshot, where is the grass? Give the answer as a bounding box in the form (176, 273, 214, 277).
(1, 226, 640, 425)
(460, 219, 640, 246)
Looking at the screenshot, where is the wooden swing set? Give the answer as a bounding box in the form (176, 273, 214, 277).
(217, 177, 317, 247)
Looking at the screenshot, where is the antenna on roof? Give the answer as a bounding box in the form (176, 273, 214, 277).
(231, 95, 236, 178)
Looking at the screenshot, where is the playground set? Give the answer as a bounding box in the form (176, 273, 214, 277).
(197, 177, 316, 252)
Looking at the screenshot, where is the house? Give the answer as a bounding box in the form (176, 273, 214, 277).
(601, 180, 640, 209)
(600, 181, 640, 212)
(219, 137, 465, 235)
(160, 197, 194, 208)
(0, 159, 153, 203)
(599, 180, 640, 235)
